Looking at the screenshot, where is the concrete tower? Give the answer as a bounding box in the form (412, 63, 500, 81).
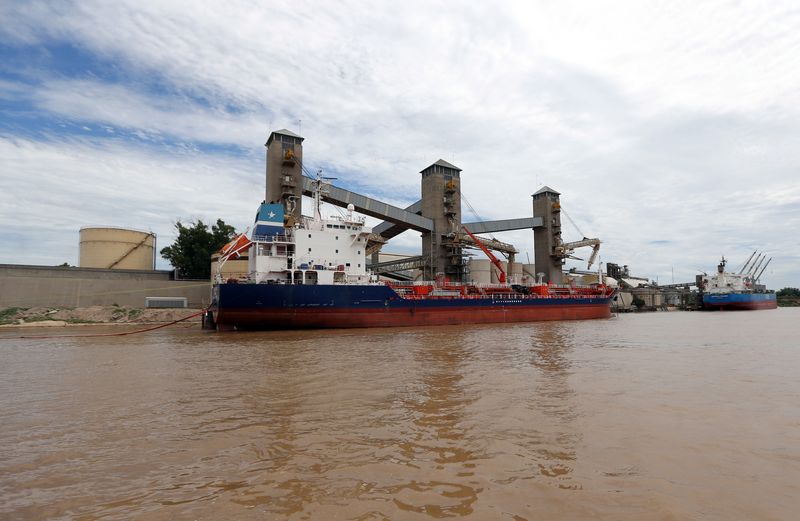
(265, 129, 304, 224)
(421, 159, 464, 281)
(532, 186, 563, 284)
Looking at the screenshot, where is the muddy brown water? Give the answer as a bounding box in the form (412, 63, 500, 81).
(1, 309, 798, 520)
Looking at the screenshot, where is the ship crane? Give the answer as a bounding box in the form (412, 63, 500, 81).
(738, 251, 757, 274)
(461, 225, 506, 283)
(755, 257, 772, 282)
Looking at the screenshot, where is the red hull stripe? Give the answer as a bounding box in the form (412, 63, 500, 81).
(706, 301, 778, 311)
(216, 304, 612, 330)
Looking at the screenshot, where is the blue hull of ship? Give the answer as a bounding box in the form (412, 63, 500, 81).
(702, 292, 777, 310)
(210, 284, 615, 329)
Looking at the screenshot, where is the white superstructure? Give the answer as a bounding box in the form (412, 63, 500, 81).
(247, 178, 373, 285)
(701, 254, 771, 294)
(703, 257, 750, 294)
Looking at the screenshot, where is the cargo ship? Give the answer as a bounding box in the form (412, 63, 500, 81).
(208, 180, 615, 330)
(701, 255, 777, 311)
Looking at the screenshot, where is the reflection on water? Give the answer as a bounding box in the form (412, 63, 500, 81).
(390, 331, 480, 516)
(1, 310, 800, 520)
(528, 325, 579, 489)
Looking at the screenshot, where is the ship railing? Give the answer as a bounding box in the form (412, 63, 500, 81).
(393, 294, 604, 301)
(252, 234, 291, 243)
(391, 291, 605, 301)
(216, 272, 253, 283)
(386, 280, 609, 299)
(388, 280, 592, 288)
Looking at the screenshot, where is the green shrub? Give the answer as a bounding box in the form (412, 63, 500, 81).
(0, 307, 25, 325)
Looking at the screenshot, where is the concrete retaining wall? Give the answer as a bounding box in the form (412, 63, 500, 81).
(0, 264, 211, 308)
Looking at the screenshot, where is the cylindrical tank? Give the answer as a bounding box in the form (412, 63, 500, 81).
(508, 262, 523, 284)
(522, 263, 537, 284)
(490, 261, 508, 284)
(79, 227, 155, 270)
(469, 259, 491, 284)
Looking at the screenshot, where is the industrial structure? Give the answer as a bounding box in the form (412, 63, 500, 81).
(263, 129, 600, 283)
(79, 227, 156, 270)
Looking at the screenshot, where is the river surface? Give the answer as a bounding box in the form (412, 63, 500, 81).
(1, 309, 798, 520)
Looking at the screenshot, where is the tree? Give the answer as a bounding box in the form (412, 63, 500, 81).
(160, 219, 236, 279)
(777, 287, 800, 307)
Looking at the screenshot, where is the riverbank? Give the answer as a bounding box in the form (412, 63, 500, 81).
(0, 305, 203, 328)
(778, 297, 800, 307)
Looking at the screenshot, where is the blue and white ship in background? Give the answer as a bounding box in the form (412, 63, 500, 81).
(701, 253, 776, 311)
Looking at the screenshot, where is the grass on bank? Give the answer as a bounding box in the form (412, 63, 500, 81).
(0, 307, 26, 325)
(0, 306, 101, 325)
(0, 306, 196, 326)
(110, 304, 144, 321)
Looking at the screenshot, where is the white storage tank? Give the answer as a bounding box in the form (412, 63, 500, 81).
(508, 262, 523, 284)
(79, 227, 156, 270)
(490, 261, 508, 284)
(522, 263, 537, 284)
(469, 259, 492, 284)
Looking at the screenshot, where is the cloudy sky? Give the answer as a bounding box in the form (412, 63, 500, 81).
(1, 1, 798, 287)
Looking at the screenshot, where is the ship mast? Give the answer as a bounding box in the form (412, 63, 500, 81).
(312, 170, 337, 225)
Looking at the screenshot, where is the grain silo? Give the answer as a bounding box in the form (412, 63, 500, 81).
(468, 258, 492, 284)
(522, 263, 537, 284)
(79, 227, 156, 270)
(508, 262, 523, 284)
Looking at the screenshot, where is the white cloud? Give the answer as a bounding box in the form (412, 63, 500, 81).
(0, 136, 262, 268)
(32, 79, 268, 147)
(508, 1, 800, 114)
(0, 1, 799, 287)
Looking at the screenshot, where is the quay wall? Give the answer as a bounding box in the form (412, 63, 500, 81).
(0, 264, 211, 308)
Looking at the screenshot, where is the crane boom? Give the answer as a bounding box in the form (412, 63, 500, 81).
(557, 238, 602, 269)
(552, 204, 602, 270)
(462, 225, 506, 283)
(748, 254, 766, 277)
(586, 243, 601, 270)
(755, 257, 772, 282)
(561, 238, 601, 250)
(738, 251, 757, 274)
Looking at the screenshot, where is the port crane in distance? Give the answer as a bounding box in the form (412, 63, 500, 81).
(461, 224, 507, 283)
(557, 205, 601, 270)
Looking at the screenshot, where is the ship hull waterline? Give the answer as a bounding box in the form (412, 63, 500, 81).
(702, 300, 778, 311)
(211, 283, 614, 330)
(702, 292, 777, 311)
